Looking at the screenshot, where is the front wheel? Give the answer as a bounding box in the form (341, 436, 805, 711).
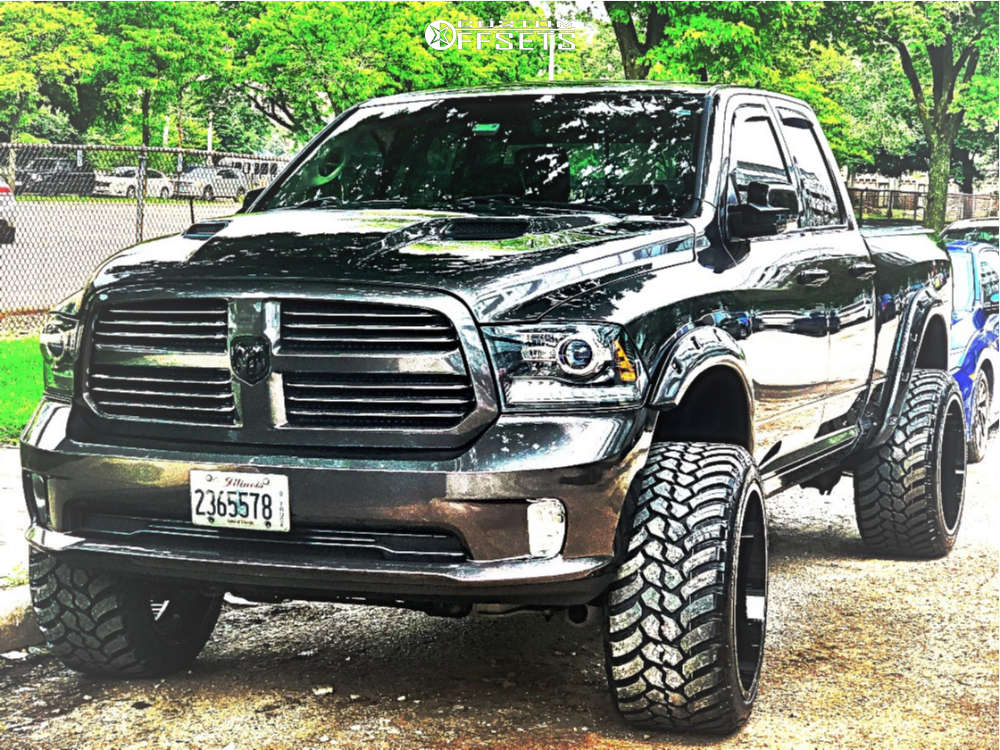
(202, 186, 214, 201)
(968, 369, 992, 463)
(160, 186, 171, 199)
(125, 186, 136, 199)
(604, 442, 767, 734)
(30, 549, 221, 677)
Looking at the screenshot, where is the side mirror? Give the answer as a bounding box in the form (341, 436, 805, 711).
(728, 180, 798, 239)
(238, 187, 263, 214)
(986, 291, 999, 316)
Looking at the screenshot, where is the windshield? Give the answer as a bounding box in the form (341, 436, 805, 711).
(112, 167, 136, 177)
(942, 224, 999, 247)
(259, 91, 705, 216)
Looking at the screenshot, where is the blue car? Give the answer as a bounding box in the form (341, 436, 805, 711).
(947, 240, 999, 462)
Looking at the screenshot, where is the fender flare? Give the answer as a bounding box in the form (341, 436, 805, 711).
(867, 287, 948, 447)
(648, 324, 755, 450)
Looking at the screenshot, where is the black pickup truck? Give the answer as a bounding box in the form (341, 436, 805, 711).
(22, 83, 965, 734)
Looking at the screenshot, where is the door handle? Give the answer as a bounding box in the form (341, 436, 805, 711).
(797, 268, 830, 287)
(849, 261, 878, 280)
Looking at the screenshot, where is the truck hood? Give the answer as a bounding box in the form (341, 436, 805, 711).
(89, 207, 695, 321)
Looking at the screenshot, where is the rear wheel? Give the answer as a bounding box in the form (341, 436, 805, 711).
(853, 369, 967, 558)
(29, 549, 221, 677)
(125, 185, 136, 199)
(160, 186, 171, 199)
(968, 369, 991, 463)
(604, 442, 767, 734)
(202, 185, 214, 201)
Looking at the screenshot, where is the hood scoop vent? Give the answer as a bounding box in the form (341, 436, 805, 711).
(441, 219, 530, 241)
(184, 220, 230, 240)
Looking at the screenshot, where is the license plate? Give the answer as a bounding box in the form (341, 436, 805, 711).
(190, 470, 290, 532)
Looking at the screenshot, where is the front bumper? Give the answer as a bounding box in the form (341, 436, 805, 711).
(21, 399, 650, 605)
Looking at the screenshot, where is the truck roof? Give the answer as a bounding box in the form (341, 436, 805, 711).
(359, 81, 811, 110)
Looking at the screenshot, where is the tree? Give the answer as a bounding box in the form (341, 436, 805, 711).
(603, 2, 815, 80)
(82, 3, 230, 146)
(827, 2, 998, 230)
(599, 3, 871, 165)
(0, 2, 99, 142)
(227, 2, 547, 141)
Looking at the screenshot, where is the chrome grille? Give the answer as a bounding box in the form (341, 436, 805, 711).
(280, 300, 458, 353)
(93, 299, 228, 353)
(87, 364, 236, 425)
(283, 373, 475, 428)
(82, 291, 496, 448)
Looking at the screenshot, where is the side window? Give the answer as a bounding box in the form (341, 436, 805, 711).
(729, 108, 791, 190)
(218, 169, 236, 179)
(952, 253, 976, 313)
(727, 105, 798, 228)
(980, 255, 999, 304)
(777, 108, 844, 227)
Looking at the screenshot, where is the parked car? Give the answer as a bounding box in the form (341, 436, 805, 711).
(93, 166, 174, 199)
(0, 177, 14, 243)
(947, 239, 999, 462)
(941, 216, 999, 248)
(15, 156, 96, 196)
(219, 157, 284, 189)
(23, 84, 963, 735)
(174, 165, 251, 201)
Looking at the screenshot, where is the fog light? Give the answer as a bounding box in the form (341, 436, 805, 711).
(527, 498, 566, 558)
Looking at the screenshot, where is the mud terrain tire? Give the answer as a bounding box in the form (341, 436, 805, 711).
(29, 549, 221, 677)
(853, 369, 967, 558)
(604, 442, 767, 734)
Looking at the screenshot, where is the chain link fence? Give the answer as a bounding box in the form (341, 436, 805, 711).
(0, 143, 287, 334)
(847, 187, 999, 226)
(2, 146, 998, 334)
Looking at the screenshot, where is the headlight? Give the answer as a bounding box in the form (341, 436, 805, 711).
(482, 323, 645, 410)
(40, 289, 84, 397)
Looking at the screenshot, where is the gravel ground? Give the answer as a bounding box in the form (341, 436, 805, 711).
(0, 449, 996, 749)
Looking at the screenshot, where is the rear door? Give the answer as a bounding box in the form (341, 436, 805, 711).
(774, 103, 876, 434)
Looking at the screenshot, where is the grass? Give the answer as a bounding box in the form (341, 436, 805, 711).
(0, 563, 28, 589)
(0, 337, 42, 444)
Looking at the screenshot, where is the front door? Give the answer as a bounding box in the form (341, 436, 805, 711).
(722, 100, 830, 463)
(774, 105, 876, 434)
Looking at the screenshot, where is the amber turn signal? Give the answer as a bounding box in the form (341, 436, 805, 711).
(614, 340, 637, 383)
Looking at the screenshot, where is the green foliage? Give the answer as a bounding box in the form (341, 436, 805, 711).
(823, 1, 997, 229)
(81, 2, 231, 145)
(231, 2, 548, 141)
(0, 0, 996, 218)
(0, 337, 42, 444)
(0, 2, 99, 141)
